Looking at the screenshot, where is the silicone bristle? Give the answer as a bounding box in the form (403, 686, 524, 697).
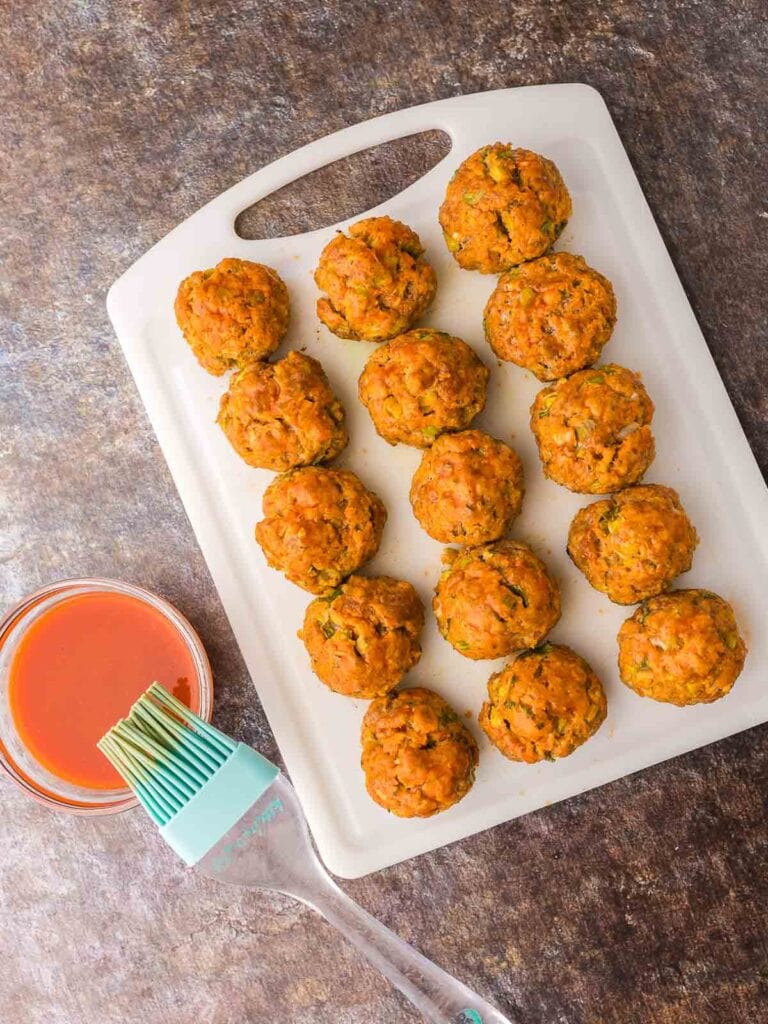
(98, 684, 237, 826)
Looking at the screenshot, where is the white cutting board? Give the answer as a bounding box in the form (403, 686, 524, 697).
(108, 85, 768, 878)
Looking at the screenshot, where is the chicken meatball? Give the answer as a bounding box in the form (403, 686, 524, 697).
(314, 216, 437, 342)
(530, 364, 655, 494)
(255, 467, 386, 594)
(484, 252, 617, 381)
(439, 144, 572, 273)
(617, 589, 746, 706)
(174, 258, 289, 375)
(361, 687, 478, 817)
(217, 352, 347, 471)
(358, 328, 489, 447)
(479, 644, 607, 763)
(409, 429, 524, 545)
(567, 484, 698, 605)
(300, 575, 424, 698)
(433, 540, 561, 660)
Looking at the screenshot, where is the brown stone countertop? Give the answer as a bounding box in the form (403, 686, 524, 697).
(1, 2, 766, 1022)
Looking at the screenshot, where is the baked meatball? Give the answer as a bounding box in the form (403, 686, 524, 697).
(255, 467, 386, 594)
(314, 216, 437, 342)
(361, 687, 478, 817)
(174, 258, 289, 375)
(217, 352, 347, 471)
(358, 329, 489, 448)
(567, 484, 698, 605)
(530, 364, 655, 494)
(617, 589, 746, 706)
(299, 575, 424, 698)
(484, 252, 617, 381)
(439, 144, 572, 273)
(409, 429, 524, 545)
(479, 644, 607, 763)
(433, 540, 561, 660)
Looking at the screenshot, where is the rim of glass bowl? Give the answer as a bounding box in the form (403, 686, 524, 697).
(0, 577, 213, 815)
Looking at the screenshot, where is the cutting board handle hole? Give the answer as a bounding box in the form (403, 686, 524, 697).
(234, 129, 451, 239)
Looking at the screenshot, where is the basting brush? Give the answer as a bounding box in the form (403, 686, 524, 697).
(99, 683, 512, 1024)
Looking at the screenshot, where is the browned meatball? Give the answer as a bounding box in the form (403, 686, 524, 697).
(358, 328, 489, 447)
(314, 216, 437, 342)
(255, 467, 386, 594)
(567, 484, 698, 605)
(617, 589, 746, 705)
(409, 429, 524, 545)
(479, 644, 607, 763)
(174, 258, 289, 375)
(217, 352, 347, 472)
(530, 365, 655, 494)
(361, 687, 478, 817)
(433, 540, 561, 660)
(484, 252, 617, 381)
(439, 144, 572, 273)
(299, 575, 424, 698)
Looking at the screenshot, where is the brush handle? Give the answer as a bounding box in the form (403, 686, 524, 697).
(297, 875, 514, 1024)
(196, 773, 513, 1023)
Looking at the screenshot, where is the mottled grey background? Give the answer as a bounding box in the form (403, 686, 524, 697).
(1, 2, 767, 1022)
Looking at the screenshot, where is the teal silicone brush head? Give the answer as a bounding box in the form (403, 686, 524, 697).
(99, 683, 278, 863)
(99, 683, 237, 825)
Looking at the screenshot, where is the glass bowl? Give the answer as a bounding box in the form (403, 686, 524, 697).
(0, 577, 213, 815)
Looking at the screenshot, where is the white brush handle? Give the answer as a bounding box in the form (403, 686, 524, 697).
(297, 874, 513, 1024)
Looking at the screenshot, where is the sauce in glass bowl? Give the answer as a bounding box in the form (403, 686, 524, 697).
(0, 579, 212, 813)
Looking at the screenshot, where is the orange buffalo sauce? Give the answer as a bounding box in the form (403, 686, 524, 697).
(8, 591, 200, 790)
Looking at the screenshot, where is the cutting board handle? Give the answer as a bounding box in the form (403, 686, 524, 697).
(216, 101, 461, 235)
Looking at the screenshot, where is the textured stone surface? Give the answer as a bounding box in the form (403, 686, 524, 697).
(1, 2, 767, 1023)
